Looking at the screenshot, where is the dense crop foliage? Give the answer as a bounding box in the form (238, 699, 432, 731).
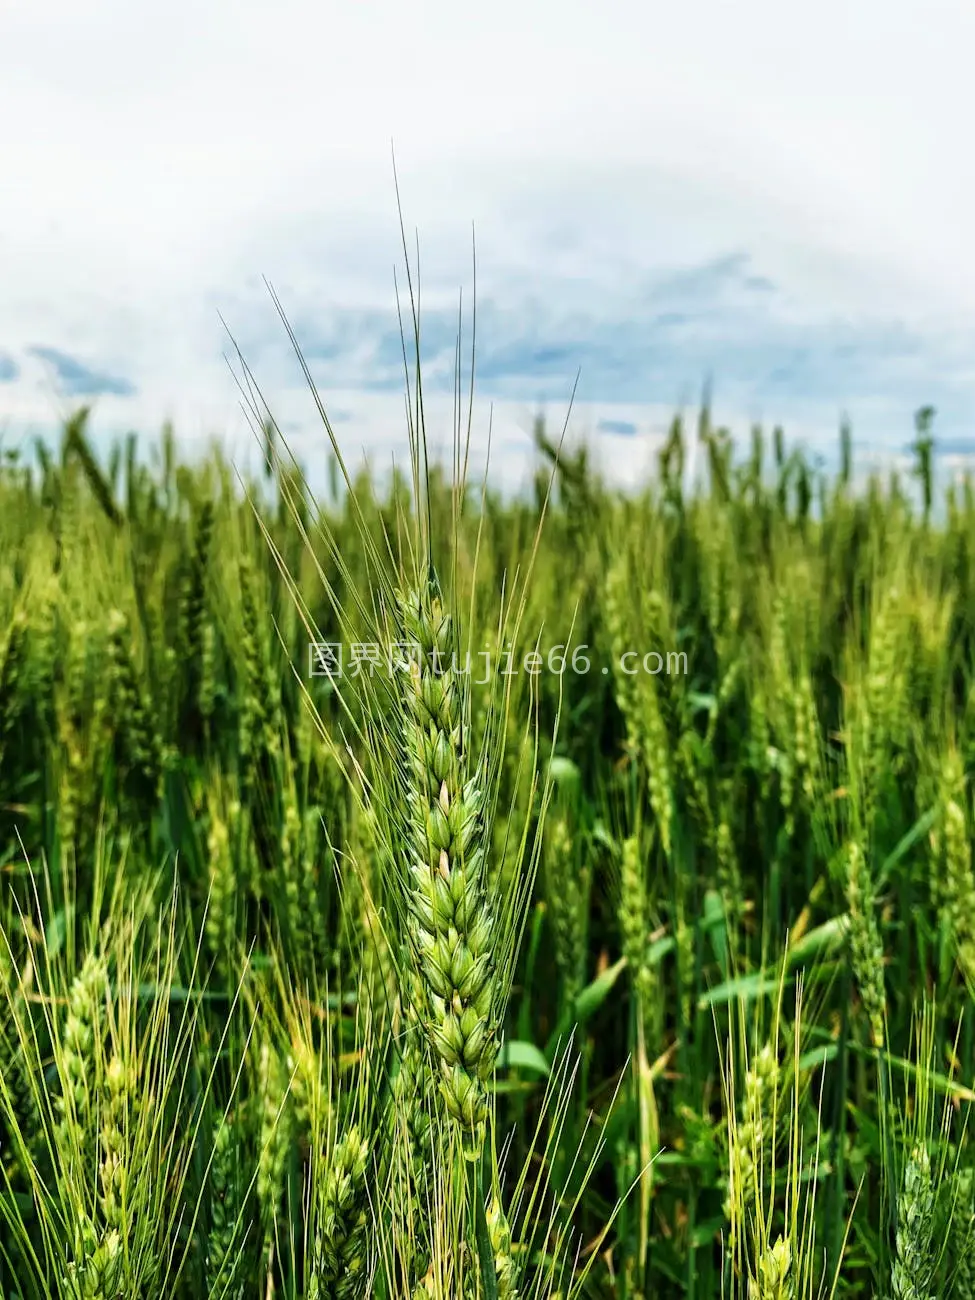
(1, 376, 975, 1297)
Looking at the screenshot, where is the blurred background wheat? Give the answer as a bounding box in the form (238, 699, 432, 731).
(1, 357, 975, 1297)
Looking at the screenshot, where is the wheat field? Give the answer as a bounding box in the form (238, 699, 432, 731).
(0, 302, 973, 1298)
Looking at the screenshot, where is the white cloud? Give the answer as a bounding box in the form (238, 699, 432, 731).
(2, 0, 974, 487)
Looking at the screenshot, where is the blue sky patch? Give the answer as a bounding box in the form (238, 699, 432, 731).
(26, 345, 136, 398)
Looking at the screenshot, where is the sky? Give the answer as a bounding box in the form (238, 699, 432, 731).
(2, 0, 974, 494)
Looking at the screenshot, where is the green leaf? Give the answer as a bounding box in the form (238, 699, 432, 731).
(548, 755, 581, 788)
(787, 916, 849, 968)
(498, 1039, 550, 1077)
(648, 935, 676, 967)
(574, 956, 627, 1022)
(471, 1163, 499, 1300)
(851, 1042, 975, 1104)
(697, 972, 780, 1010)
(591, 820, 617, 854)
(44, 908, 68, 964)
(545, 956, 627, 1060)
(876, 803, 940, 887)
(797, 1044, 838, 1071)
(687, 691, 717, 715)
